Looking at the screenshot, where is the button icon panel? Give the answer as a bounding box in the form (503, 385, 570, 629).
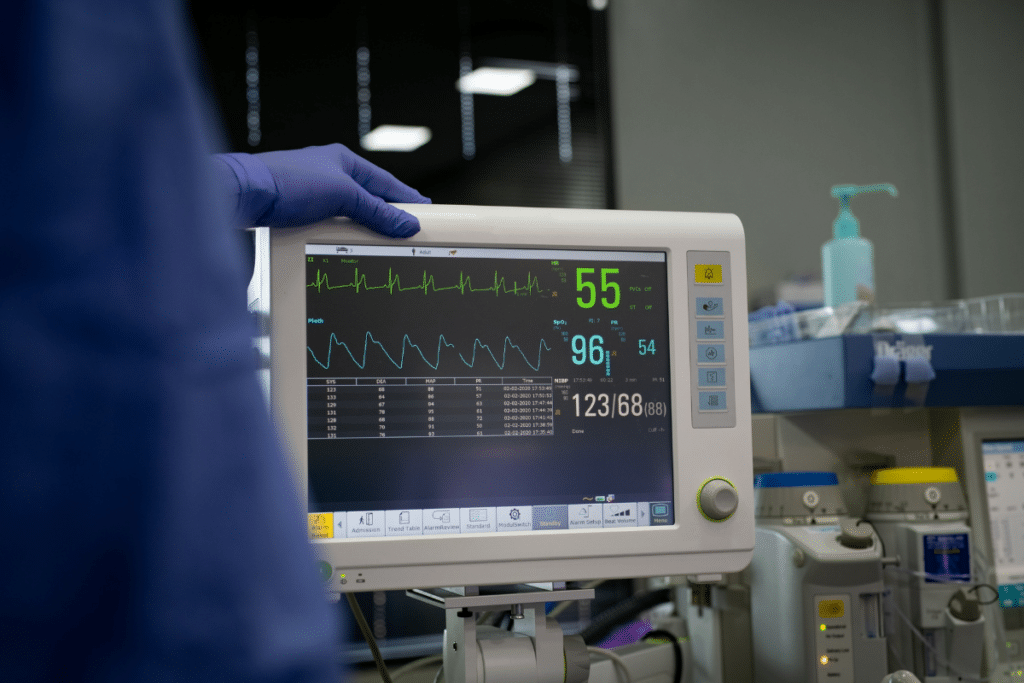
(687, 251, 735, 428)
(311, 503, 673, 539)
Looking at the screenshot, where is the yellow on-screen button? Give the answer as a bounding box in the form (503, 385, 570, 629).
(308, 512, 334, 540)
(695, 264, 723, 284)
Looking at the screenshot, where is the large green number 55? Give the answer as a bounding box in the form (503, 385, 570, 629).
(576, 267, 620, 309)
(600, 268, 620, 308)
(576, 268, 596, 308)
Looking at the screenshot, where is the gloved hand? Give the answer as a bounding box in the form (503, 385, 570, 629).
(215, 143, 430, 237)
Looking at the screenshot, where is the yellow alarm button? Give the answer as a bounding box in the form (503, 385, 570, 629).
(818, 599, 845, 619)
(695, 264, 723, 284)
(308, 512, 334, 540)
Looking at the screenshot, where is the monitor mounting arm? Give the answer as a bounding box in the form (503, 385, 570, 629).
(408, 584, 595, 683)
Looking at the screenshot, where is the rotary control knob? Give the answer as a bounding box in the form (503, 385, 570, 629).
(837, 519, 874, 549)
(699, 479, 739, 521)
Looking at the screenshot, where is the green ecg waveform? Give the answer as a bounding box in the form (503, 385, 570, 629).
(308, 268, 543, 297)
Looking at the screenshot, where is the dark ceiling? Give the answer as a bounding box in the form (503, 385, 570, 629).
(188, 0, 611, 208)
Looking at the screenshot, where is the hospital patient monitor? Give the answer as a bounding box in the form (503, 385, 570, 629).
(253, 205, 754, 593)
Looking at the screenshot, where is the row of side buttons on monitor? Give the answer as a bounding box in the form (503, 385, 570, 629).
(694, 293, 728, 412)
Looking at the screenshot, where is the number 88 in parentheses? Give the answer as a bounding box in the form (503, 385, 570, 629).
(645, 401, 667, 417)
(572, 392, 645, 418)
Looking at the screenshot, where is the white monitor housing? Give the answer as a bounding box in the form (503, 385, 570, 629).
(935, 407, 1024, 675)
(251, 205, 754, 592)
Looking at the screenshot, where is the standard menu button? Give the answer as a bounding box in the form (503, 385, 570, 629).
(460, 507, 497, 533)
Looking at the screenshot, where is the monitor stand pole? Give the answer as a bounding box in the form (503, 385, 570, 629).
(408, 584, 596, 683)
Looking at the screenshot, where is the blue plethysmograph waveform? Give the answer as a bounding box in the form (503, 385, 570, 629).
(308, 332, 551, 371)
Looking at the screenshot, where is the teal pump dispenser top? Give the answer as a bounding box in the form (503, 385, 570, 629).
(822, 183, 897, 307)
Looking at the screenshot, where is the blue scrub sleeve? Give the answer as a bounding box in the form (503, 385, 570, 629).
(0, 1, 346, 682)
(216, 144, 431, 235)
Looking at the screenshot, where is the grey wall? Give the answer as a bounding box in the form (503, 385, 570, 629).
(608, 0, 1024, 307)
(943, 0, 1024, 298)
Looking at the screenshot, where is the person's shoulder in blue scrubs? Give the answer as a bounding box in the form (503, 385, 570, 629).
(0, 2, 427, 681)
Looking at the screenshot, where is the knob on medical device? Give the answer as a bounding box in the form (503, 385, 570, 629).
(837, 518, 874, 549)
(698, 478, 738, 520)
(880, 671, 922, 683)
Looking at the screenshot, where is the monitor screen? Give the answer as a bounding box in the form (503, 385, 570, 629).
(981, 438, 1024, 608)
(304, 244, 674, 536)
(259, 205, 754, 592)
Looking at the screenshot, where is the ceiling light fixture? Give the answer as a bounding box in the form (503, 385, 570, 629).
(360, 125, 432, 152)
(456, 67, 536, 96)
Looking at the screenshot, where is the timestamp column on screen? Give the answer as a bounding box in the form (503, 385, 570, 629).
(499, 378, 555, 436)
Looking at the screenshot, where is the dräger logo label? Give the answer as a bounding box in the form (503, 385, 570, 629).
(875, 340, 933, 361)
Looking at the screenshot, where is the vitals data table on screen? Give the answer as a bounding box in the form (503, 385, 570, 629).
(308, 375, 554, 439)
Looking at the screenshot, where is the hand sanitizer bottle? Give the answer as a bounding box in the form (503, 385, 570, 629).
(822, 183, 897, 307)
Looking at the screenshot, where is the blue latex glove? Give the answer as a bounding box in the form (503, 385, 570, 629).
(216, 143, 430, 236)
